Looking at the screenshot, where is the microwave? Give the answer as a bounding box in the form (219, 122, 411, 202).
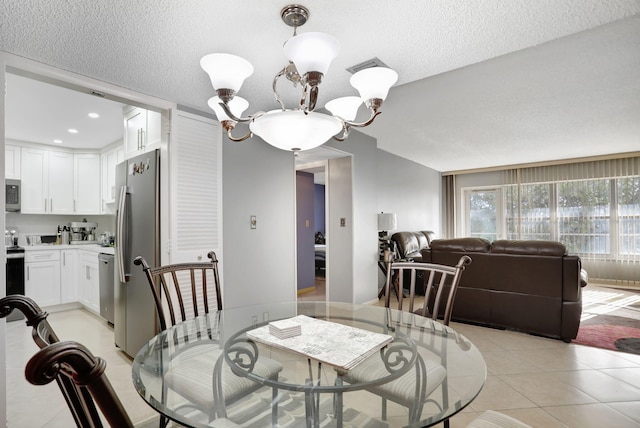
(5, 179, 20, 212)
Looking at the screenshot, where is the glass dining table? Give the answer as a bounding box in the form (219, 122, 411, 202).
(132, 301, 486, 428)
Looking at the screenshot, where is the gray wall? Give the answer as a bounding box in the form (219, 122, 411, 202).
(221, 129, 442, 306)
(376, 149, 442, 236)
(222, 136, 297, 308)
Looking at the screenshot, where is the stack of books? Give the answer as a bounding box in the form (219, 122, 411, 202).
(268, 318, 302, 339)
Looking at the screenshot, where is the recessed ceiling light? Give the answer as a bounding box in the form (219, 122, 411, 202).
(88, 112, 100, 119)
(68, 128, 78, 134)
(53, 139, 63, 144)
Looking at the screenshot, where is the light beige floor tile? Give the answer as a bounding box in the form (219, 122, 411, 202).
(509, 348, 592, 372)
(468, 375, 537, 412)
(498, 372, 597, 407)
(600, 367, 640, 387)
(568, 344, 640, 369)
(543, 403, 639, 428)
(607, 401, 640, 424)
(551, 369, 640, 403)
(480, 349, 544, 375)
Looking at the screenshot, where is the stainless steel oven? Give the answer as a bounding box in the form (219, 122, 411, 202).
(5, 246, 25, 321)
(5, 179, 20, 212)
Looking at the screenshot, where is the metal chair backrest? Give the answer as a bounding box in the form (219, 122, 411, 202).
(0, 295, 133, 427)
(25, 340, 134, 428)
(134, 251, 222, 331)
(384, 255, 472, 325)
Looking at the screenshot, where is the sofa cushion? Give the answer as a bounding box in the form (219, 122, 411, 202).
(391, 231, 432, 259)
(491, 240, 567, 256)
(430, 237, 491, 253)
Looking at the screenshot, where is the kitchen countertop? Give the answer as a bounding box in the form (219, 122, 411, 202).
(23, 244, 115, 255)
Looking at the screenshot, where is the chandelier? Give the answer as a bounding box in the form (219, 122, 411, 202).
(200, 4, 398, 152)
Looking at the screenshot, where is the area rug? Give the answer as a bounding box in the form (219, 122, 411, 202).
(136, 387, 389, 428)
(573, 287, 640, 355)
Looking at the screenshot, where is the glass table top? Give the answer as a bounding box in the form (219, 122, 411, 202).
(132, 301, 486, 428)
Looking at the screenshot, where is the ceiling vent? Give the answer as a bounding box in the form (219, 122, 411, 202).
(346, 57, 389, 74)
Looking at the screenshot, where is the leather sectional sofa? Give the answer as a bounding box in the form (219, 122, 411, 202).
(415, 237, 587, 342)
(389, 231, 435, 261)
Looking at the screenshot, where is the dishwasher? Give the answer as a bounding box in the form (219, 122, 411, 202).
(98, 252, 115, 325)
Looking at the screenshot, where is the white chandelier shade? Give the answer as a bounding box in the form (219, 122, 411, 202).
(283, 32, 340, 76)
(207, 96, 249, 122)
(200, 53, 254, 93)
(350, 67, 398, 102)
(250, 110, 343, 152)
(324, 96, 363, 121)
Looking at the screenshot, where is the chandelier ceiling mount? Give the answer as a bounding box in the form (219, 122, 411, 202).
(201, 4, 398, 152)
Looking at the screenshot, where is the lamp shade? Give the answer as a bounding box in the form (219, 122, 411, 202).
(377, 212, 397, 232)
(283, 32, 340, 76)
(250, 110, 343, 151)
(207, 96, 249, 122)
(200, 53, 254, 92)
(350, 67, 398, 101)
(325, 96, 363, 121)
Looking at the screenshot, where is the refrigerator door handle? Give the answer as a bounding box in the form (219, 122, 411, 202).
(117, 185, 131, 283)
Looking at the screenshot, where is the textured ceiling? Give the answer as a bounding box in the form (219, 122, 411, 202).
(1, 1, 639, 171)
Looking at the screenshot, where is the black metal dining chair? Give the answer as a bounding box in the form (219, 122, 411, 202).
(349, 255, 472, 426)
(134, 252, 283, 425)
(0, 295, 134, 427)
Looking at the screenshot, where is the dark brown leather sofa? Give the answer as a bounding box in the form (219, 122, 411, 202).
(420, 237, 587, 342)
(390, 231, 435, 261)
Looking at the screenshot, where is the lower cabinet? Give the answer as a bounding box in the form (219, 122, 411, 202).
(25, 250, 61, 307)
(60, 249, 78, 304)
(78, 250, 100, 314)
(24, 248, 101, 313)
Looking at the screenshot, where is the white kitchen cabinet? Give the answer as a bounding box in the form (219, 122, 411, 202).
(5, 144, 21, 179)
(74, 153, 101, 214)
(20, 147, 74, 214)
(101, 144, 124, 213)
(25, 250, 61, 307)
(78, 250, 100, 313)
(60, 249, 78, 304)
(124, 107, 161, 159)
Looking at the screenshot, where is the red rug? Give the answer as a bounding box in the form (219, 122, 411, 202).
(574, 286, 640, 355)
(574, 324, 640, 354)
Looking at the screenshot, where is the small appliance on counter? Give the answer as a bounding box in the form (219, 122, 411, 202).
(69, 221, 98, 244)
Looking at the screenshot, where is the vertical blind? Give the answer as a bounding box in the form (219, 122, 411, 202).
(502, 156, 639, 285)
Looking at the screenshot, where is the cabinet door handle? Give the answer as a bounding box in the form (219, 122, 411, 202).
(27, 266, 30, 281)
(44, 198, 47, 212)
(86, 266, 90, 280)
(63, 252, 66, 265)
(50, 198, 53, 212)
(137, 128, 142, 150)
(140, 129, 145, 150)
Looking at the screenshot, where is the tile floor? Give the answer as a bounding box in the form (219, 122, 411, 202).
(5, 284, 640, 427)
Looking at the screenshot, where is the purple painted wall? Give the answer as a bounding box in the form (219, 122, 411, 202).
(314, 184, 325, 236)
(296, 171, 315, 291)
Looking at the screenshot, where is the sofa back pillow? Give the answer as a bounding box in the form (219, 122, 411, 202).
(491, 240, 567, 256)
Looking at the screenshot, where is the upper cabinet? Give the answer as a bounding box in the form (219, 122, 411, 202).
(74, 153, 101, 214)
(5, 144, 21, 179)
(124, 107, 161, 159)
(21, 147, 74, 214)
(101, 143, 124, 214)
(19, 146, 101, 215)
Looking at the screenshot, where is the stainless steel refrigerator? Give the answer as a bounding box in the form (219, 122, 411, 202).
(114, 149, 160, 358)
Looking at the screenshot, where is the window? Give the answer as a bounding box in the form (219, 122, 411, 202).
(618, 177, 640, 256)
(557, 179, 610, 255)
(506, 183, 551, 240)
(465, 189, 499, 242)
